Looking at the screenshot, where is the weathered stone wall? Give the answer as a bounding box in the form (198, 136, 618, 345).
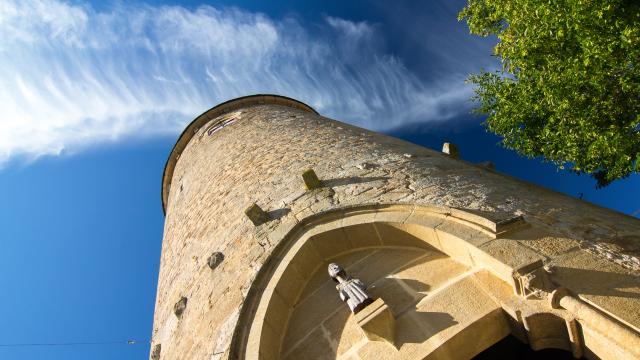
(151, 97, 640, 359)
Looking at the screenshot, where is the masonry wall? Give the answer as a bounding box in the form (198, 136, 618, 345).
(151, 97, 640, 360)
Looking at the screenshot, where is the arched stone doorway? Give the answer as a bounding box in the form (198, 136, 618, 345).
(474, 335, 577, 359)
(233, 204, 634, 359)
(278, 241, 510, 359)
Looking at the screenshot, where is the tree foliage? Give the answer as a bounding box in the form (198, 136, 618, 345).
(459, 0, 640, 187)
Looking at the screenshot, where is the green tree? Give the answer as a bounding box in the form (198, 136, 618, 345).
(459, 0, 640, 187)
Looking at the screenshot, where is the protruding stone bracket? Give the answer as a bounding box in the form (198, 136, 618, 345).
(478, 161, 495, 170)
(207, 252, 225, 271)
(513, 260, 553, 299)
(355, 298, 396, 345)
(151, 344, 162, 360)
(174, 296, 188, 318)
(442, 142, 459, 159)
(302, 169, 322, 190)
(245, 203, 270, 226)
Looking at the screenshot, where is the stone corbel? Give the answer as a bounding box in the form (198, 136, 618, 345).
(354, 298, 396, 344)
(513, 260, 554, 299)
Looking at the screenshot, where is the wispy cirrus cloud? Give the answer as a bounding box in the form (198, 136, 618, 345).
(0, 0, 475, 164)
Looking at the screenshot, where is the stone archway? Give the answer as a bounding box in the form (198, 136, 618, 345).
(234, 204, 563, 359)
(275, 242, 511, 360)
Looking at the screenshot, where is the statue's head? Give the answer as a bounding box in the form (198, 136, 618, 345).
(328, 263, 344, 279)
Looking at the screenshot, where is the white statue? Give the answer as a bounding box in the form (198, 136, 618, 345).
(328, 263, 373, 313)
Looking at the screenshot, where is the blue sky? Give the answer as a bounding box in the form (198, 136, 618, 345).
(0, 0, 638, 359)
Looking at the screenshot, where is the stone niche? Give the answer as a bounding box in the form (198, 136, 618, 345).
(237, 205, 639, 360)
(271, 234, 509, 360)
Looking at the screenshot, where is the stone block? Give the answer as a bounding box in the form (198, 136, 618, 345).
(174, 296, 187, 318)
(523, 312, 571, 352)
(260, 322, 283, 360)
(264, 290, 291, 337)
(347, 249, 425, 286)
(290, 240, 323, 279)
(150, 344, 161, 360)
(426, 308, 510, 360)
(473, 240, 544, 288)
(322, 306, 365, 356)
(441, 142, 459, 158)
(310, 228, 353, 260)
(302, 169, 322, 190)
(343, 224, 381, 249)
(207, 252, 224, 271)
(401, 223, 441, 251)
(376, 223, 433, 249)
(393, 255, 467, 297)
(283, 326, 334, 360)
(282, 281, 343, 350)
(355, 298, 396, 344)
(274, 263, 307, 306)
(436, 219, 494, 248)
(341, 211, 377, 227)
(368, 277, 416, 314)
(373, 210, 412, 224)
(434, 227, 475, 267)
(244, 203, 270, 226)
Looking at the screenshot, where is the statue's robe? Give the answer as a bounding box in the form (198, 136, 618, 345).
(337, 278, 373, 313)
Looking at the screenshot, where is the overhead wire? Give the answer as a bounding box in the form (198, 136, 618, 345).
(0, 339, 150, 348)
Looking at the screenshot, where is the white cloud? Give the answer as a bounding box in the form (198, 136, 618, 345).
(0, 0, 474, 164)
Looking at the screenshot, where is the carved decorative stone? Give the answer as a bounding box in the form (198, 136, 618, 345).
(442, 142, 459, 159)
(244, 203, 269, 226)
(328, 263, 373, 313)
(207, 252, 225, 271)
(513, 259, 553, 299)
(302, 169, 322, 190)
(151, 344, 161, 360)
(174, 296, 188, 318)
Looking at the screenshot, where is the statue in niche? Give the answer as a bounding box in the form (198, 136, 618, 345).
(328, 263, 373, 313)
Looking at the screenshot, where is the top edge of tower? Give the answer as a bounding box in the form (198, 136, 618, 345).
(161, 94, 319, 214)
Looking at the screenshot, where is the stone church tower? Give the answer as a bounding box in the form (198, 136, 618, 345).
(151, 95, 640, 360)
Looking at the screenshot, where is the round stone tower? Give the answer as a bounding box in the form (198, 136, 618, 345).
(151, 95, 640, 360)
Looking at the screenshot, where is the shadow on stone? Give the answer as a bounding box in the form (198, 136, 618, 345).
(395, 311, 458, 347)
(552, 266, 640, 298)
(323, 176, 389, 188)
(398, 278, 432, 295)
(268, 207, 291, 221)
